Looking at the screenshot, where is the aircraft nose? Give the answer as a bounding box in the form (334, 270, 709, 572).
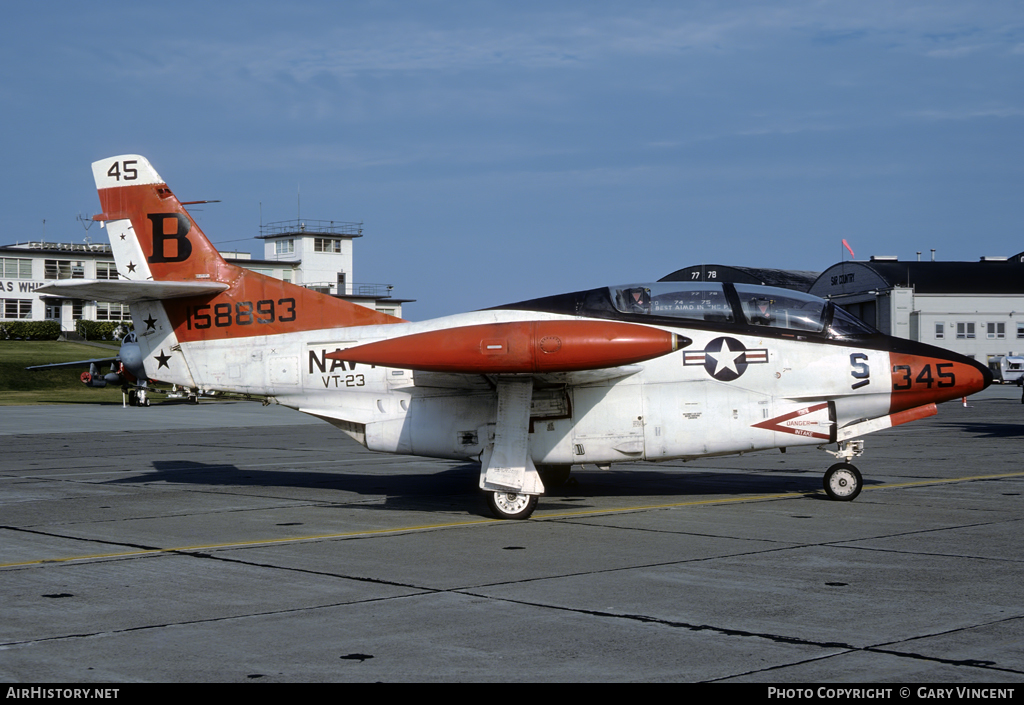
(888, 347, 992, 414)
(974, 357, 995, 390)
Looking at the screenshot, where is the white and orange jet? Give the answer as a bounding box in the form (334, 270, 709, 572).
(39, 155, 992, 519)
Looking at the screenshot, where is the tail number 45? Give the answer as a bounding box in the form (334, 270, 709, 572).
(107, 160, 138, 181)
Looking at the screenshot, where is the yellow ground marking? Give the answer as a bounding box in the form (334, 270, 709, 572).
(3, 470, 1021, 569)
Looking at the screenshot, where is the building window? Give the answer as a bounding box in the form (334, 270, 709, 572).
(1, 258, 32, 278)
(314, 238, 342, 253)
(45, 260, 85, 279)
(96, 302, 130, 321)
(96, 262, 118, 280)
(956, 322, 975, 339)
(1018, 322, 1024, 339)
(935, 322, 944, 339)
(3, 299, 32, 319)
(275, 240, 294, 255)
(987, 322, 1005, 339)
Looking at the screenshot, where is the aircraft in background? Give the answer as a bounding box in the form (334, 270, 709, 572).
(25, 331, 158, 406)
(38, 155, 992, 519)
(26, 331, 206, 406)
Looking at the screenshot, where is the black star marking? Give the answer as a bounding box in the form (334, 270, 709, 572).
(119, 233, 126, 240)
(144, 315, 157, 331)
(126, 261, 137, 273)
(155, 350, 171, 369)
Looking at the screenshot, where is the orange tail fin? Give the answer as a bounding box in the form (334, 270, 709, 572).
(92, 155, 403, 343)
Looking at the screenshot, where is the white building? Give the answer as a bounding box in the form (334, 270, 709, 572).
(0, 218, 409, 332)
(254, 219, 405, 316)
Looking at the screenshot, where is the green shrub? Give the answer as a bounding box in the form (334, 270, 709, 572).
(0, 321, 62, 340)
(75, 320, 132, 341)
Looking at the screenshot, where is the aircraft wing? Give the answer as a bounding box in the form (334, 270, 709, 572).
(36, 279, 229, 303)
(26, 356, 119, 371)
(406, 365, 645, 390)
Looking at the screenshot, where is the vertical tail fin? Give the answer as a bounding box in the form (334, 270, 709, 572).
(93, 156, 229, 283)
(92, 155, 403, 344)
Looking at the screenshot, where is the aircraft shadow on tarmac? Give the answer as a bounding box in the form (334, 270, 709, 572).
(99, 459, 842, 516)
(934, 420, 1024, 439)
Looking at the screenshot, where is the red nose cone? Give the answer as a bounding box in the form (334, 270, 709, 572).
(889, 352, 991, 413)
(327, 320, 683, 374)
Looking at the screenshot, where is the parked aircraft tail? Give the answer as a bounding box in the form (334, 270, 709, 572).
(90, 155, 403, 345)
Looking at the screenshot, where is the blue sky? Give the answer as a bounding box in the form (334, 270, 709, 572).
(2, 1, 1022, 319)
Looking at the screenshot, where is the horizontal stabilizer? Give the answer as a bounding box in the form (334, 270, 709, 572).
(36, 279, 229, 303)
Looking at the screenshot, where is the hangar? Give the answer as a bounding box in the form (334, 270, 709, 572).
(662, 254, 1024, 364)
(810, 254, 1024, 363)
(0, 219, 409, 333)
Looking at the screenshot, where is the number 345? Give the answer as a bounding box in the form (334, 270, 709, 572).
(892, 363, 955, 390)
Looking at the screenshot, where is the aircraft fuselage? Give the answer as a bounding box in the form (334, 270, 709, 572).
(132, 296, 985, 468)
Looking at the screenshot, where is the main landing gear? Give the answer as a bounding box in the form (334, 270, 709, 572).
(487, 491, 539, 520)
(483, 465, 572, 520)
(125, 387, 150, 407)
(821, 439, 864, 501)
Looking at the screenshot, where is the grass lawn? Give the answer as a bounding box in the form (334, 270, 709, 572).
(0, 340, 127, 405)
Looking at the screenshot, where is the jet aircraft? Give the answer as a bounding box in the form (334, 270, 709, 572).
(38, 155, 992, 519)
(25, 331, 159, 405)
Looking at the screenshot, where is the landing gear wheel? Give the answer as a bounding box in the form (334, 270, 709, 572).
(823, 463, 862, 501)
(487, 491, 539, 520)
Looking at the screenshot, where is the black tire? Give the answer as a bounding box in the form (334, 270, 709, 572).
(486, 491, 539, 520)
(538, 465, 571, 488)
(823, 463, 862, 501)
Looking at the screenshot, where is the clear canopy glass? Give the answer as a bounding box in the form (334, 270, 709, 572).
(608, 282, 875, 338)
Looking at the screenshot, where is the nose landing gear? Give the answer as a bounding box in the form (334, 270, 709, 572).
(823, 462, 863, 501)
(820, 439, 864, 501)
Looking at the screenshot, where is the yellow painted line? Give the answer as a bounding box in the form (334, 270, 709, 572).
(532, 470, 1024, 519)
(3, 471, 1021, 569)
(860, 471, 1024, 491)
(0, 519, 500, 569)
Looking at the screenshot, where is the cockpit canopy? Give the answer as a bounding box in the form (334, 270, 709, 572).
(608, 282, 875, 339)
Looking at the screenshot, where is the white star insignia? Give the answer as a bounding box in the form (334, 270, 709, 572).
(708, 338, 744, 376)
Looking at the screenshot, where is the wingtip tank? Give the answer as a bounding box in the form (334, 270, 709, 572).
(326, 320, 685, 374)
